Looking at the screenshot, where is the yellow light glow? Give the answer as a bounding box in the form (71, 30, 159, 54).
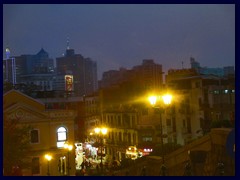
(162, 94, 172, 105)
(101, 128, 108, 135)
(94, 127, 108, 135)
(64, 143, 73, 151)
(64, 143, 68, 149)
(68, 145, 73, 151)
(45, 154, 52, 161)
(148, 96, 157, 106)
(94, 128, 100, 134)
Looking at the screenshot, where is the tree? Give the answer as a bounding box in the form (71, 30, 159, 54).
(3, 114, 32, 176)
(3, 81, 14, 93)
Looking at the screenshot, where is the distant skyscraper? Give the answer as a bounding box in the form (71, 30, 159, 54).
(3, 47, 16, 85)
(190, 57, 200, 69)
(56, 48, 98, 96)
(13, 48, 55, 90)
(99, 59, 163, 91)
(190, 57, 235, 77)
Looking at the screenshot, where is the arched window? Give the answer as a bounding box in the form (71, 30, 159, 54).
(57, 127, 67, 148)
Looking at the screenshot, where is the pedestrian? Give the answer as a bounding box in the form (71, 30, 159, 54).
(184, 161, 192, 176)
(160, 164, 167, 176)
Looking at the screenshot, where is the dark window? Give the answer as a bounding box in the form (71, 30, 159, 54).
(133, 133, 136, 144)
(32, 157, 40, 174)
(31, 130, 39, 143)
(118, 118, 121, 126)
(119, 132, 122, 142)
(123, 114, 130, 127)
(195, 81, 200, 88)
(166, 119, 171, 126)
(142, 108, 148, 115)
(187, 118, 191, 133)
(128, 133, 131, 143)
(132, 118, 135, 127)
(172, 117, 176, 132)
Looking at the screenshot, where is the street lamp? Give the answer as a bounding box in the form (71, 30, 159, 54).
(64, 143, 73, 176)
(94, 127, 108, 172)
(148, 94, 172, 176)
(44, 154, 52, 176)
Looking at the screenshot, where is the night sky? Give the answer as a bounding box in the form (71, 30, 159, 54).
(3, 4, 235, 80)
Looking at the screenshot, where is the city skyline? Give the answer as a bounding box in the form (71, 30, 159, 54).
(3, 4, 235, 79)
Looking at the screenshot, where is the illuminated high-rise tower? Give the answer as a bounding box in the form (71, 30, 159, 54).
(3, 47, 16, 85)
(56, 42, 98, 96)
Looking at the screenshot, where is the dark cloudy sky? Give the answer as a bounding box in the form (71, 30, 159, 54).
(3, 4, 235, 79)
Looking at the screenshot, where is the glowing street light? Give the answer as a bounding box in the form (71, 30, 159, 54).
(148, 93, 173, 176)
(94, 127, 108, 172)
(44, 154, 52, 176)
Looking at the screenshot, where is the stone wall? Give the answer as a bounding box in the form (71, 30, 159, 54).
(114, 128, 235, 176)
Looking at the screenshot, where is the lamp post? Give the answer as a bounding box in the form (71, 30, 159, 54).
(64, 143, 73, 176)
(44, 154, 52, 176)
(94, 127, 108, 173)
(148, 94, 172, 176)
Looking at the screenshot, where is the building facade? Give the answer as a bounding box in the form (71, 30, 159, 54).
(56, 48, 98, 96)
(12, 48, 55, 91)
(99, 59, 163, 91)
(84, 59, 235, 163)
(3, 90, 77, 176)
(190, 57, 235, 77)
(167, 72, 235, 144)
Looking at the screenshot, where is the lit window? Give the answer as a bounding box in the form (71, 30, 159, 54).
(58, 131, 67, 141)
(57, 127, 67, 148)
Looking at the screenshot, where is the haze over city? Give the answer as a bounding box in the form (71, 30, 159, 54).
(3, 3, 236, 177)
(3, 4, 235, 79)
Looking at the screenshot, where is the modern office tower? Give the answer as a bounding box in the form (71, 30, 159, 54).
(13, 48, 55, 91)
(56, 48, 98, 96)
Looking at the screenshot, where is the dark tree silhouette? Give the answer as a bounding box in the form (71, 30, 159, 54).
(3, 114, 32, 176)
